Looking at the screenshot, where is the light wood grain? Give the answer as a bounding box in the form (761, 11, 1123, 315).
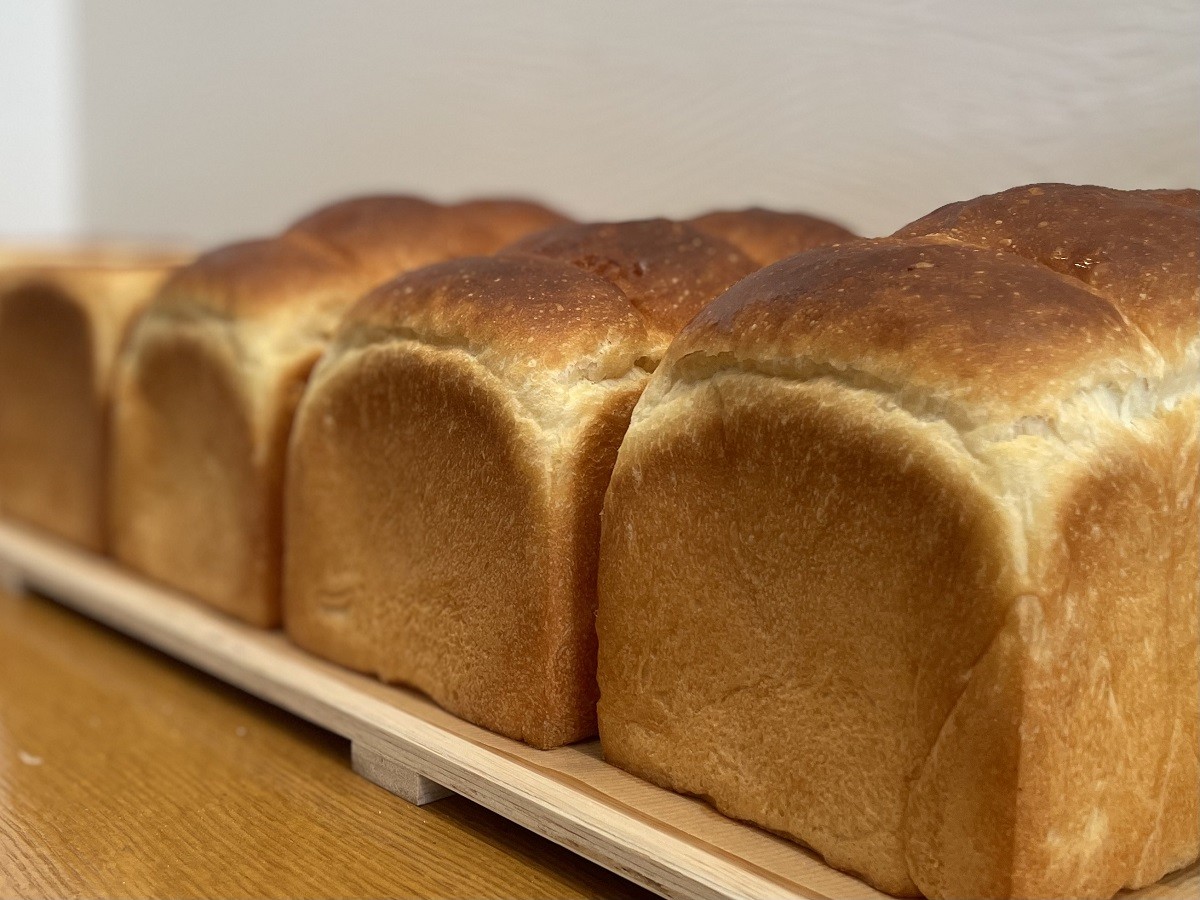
(0, 585, 650, 898)
(0, 519, 1194, 900)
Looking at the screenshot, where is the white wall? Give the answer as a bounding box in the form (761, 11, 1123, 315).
(21, 0, 1200, 243)
(0, 0, 78, 238)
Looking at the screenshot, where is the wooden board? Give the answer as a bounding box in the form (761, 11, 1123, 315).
(0, 519, 1194, 900)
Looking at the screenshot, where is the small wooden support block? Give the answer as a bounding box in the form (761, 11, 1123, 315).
(351, 740, 452, 806)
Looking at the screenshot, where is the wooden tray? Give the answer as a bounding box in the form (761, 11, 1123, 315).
(0, 519, 1194, 900)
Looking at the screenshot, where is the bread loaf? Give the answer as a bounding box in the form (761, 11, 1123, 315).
(109, 195, 567, 625)
(597, 184, 1198, 898)
(688, 206, 857, 265)
(0, 247, 185, 549)
(283, 220, 760, 747)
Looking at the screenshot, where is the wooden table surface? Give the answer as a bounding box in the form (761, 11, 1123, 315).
(0, 587, 652, 899)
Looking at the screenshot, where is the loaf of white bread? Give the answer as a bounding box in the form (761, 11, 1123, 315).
(109, 196, 568, 625)
(0, 246, 187, 549)
(283, 219, 828, 747)
(687, 206, 857, 265)
(596, 184, 1198, 898)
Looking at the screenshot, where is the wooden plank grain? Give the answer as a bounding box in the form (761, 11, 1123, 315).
(0, 519, 1194, 900)
(0, 587, 650, 899)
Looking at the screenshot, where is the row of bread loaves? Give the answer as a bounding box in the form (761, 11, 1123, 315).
(107, 196, 573, 625)
(0, 195, 850, 748)
(1, 185, 1193, 900)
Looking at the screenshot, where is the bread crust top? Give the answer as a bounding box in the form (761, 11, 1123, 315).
(687, 206, 857, 265)
(501, 218, 758, 347)
(449, 197, 572, 246)
(149, 195, 571, 325)
(335, 253, 651, 380)
(648, 184, 1197, 426)
(285, 195, 500, 283)
(152, 236, 364, 323)
(323, 219, 760, 403)
(896, 183, 1199, 366)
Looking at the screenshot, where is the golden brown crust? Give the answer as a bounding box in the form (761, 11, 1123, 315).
(598, 184, 1199, 896)
(687, 206, 857, 265)
(334, 254, 650, 376)
(450, 197, 572, 245)
(284, 195, 494, 283)
(286, 219, 752, 746)
(158, 196, 574, 323)
(908, 398, 1199, 898)
(286, 194, 570, 285)
(109, 325, 282, 625)
(285, 341, 643, 747)
(599, 376, 1020, 895)
(112, 195, 564, 624)
(110, 236, 365, 621)
(285, 345, 564, 743)
(540, 383, 642, 744)
(0, 261, 177, 549)
(895, 183, 1200, 366)
(501, 219, 758, 345)
(1011, 396, 1196, 896)
(1130, 188, 1200, 210)
(152, 236, 365, 321)
(660, 237, 1157, 422)
(0, 283, 104, 547)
